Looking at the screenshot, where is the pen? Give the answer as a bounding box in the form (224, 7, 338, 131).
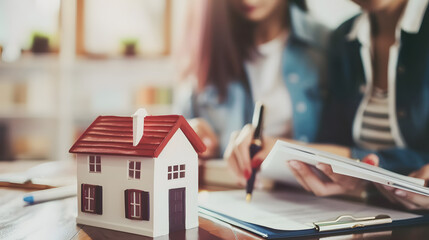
(246, 102, 264, 202)
(23, 185, 77, 204)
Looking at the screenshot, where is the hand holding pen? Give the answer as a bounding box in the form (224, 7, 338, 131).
(224, 102, 275, 197)
(246, 102, 264, 202)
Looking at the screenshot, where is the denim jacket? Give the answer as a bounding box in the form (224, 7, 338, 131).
(178, 6, 330, 156)
(321, 5, 429, 174)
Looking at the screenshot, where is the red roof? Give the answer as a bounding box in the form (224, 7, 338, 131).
(69, 115, 206, 158)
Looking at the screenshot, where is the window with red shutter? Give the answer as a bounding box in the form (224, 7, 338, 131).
(124, 189, 149, 220)
(81, 184, 102, 215)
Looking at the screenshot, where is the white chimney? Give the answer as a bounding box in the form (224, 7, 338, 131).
(132, 108, 148, 146)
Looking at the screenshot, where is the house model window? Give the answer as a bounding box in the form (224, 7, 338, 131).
(81, 184, 103, 215)
(125, 189, 149, 220)
(89, 156, 101, 173)
(69, 110, 207, 237)
(128, 161, 141, 179)
(168, 164, 185, 180)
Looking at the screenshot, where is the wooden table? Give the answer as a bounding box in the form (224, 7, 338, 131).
(1, 161, 429, 240)
(0, 186, 262, 240)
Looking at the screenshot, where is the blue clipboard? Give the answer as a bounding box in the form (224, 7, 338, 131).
(199, 207, 429, 239)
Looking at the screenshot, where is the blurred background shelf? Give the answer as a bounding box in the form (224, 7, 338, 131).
(0, 0, 188, 161)
(0, 54, 60, 71)
(0, 0, 360, 162)
(0, 111, 57, 120)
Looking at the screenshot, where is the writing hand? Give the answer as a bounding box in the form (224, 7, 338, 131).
(223, 124, 275, 186)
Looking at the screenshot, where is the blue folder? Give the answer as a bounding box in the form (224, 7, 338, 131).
(199, 207, 429, 239)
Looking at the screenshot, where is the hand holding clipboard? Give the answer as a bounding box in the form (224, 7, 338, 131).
(262, 141, 429, 197)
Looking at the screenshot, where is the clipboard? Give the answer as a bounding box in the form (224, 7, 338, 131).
(198, 190, 429, 239)
(200, 208, 429, 239)
(313, 214, 391, 232)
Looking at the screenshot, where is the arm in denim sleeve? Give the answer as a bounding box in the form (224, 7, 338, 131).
(172, 83, 196, 119)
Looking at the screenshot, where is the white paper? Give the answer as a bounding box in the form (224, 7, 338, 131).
(261, 140, 429, 196)
(198, 190, 421, 231)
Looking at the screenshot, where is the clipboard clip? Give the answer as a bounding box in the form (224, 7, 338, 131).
(313, 215, 392, 232)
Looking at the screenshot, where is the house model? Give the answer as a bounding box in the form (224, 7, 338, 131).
(69, 108, 206, 237)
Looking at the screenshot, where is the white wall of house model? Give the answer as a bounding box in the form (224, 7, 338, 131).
(70, 109, 205, 237)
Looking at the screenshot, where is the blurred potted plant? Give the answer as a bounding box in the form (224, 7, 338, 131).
(121, 38, 138, 57)
(31, 32, 51, 54)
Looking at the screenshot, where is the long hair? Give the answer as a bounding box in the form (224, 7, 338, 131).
(179, 0, 307, 101)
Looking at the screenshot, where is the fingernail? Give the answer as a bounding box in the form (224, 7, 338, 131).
(316, 163, 326, 171)
(244, 169, 250, 180)
(289, 161, 301, 170)
(251, 158, 263, 169)
(363, 154, 379, 166)
(395, 190, 407, 197)
(203, 137, 212, 147)
(362, 158, 375, 166)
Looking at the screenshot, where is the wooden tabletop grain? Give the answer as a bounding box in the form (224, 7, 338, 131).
(0, 186, 263, 240)
(1, 160, 429, 240)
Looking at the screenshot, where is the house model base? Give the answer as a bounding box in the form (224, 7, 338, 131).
(69, 109, 206, 237)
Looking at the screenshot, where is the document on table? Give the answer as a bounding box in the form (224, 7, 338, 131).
(198, 190, 421, 231)
(260, 140, 429, 196)
(0, 161, 76, 189)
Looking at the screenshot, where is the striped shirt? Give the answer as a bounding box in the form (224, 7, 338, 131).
(356, 88, 396, 150)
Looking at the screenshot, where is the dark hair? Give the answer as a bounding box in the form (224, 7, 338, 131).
(180, 0, 307, 101)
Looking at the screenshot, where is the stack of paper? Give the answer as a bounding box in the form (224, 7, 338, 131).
(199, 190, 426, 239)
(261, 141, 429, 196)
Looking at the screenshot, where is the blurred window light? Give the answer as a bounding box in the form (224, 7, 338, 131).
(307, 0, 361, 29)
(0, 0, 60, 56)
(2, 43, 21, 62)
(83, 0, 169, 56)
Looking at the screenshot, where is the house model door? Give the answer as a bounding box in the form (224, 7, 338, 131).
(169, 188, 186, 232)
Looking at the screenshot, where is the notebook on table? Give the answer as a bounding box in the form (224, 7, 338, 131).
(260, 140, 429, 196)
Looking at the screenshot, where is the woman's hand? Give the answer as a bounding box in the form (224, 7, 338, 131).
(287, 153, 378, 198)
(223, 124, 276, 186)
(376, 164, 429, 210)
(189, 118, 219, 159)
